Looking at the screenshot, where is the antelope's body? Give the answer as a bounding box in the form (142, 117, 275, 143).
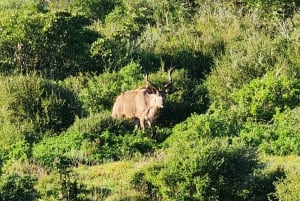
(112, 87, 164, 135)
(111, 68, 175, 137)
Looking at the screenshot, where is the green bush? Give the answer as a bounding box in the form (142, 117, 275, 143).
(274, 170, 300, 201)
(156, 69, 209, 126)
(0, 74, 83, 143)
(35, 163, 87, 201)
(69, 0, 122, 21)
(240, 107, 300, 155)
(79, 62, 143, 114)
(166, 109, 240, 146)
(34, 171, 61, 201)
(37, 11, 99, 79)
(0, 5, 99, 78)
(236, 0, 300, 23)
(0, 123, 30, 159)
(232, 73, 300, 122)
(132, 137, 283, 200)
(32, 111, 156, 168)
(0, 174, 38, 201)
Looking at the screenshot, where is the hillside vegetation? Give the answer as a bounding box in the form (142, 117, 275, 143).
(0, 0, 300, 200)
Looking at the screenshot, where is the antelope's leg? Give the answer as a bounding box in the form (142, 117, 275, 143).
(139, 117, 145, 132)
(134, 118, 140, 131)
(147, 120, 156, 138)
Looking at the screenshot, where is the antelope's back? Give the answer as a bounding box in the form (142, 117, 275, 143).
(112, 89, 146, 119)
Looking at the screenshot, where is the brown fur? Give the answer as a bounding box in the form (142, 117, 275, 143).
(112, 68, 175, 137)
(111, 87, 163, 136)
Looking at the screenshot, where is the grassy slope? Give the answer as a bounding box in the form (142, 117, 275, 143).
(73, 156, 160, 200)
(73, 154, 300, 200)
(263, 155, 300, 174)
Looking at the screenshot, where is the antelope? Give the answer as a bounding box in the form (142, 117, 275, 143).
(111, 68, 175, 137)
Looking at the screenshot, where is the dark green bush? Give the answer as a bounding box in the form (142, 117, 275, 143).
(132, 137, 283, 200)
(241, 107, 300, 155)
(0, 174, 38, 201)
(0, 74, 83, 143)
(78, 62, 143, 114)
(166, 108, 240, 146)
(36, 11, 99, 79)
(0, 5, 99, 79)
(232, 73, 300, 122)
(32, 111, 156, 168)
(156, 69, 209, 126)
(70, 0, 122, 21)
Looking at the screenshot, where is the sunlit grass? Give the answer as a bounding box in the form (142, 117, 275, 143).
(261, 154, 300, 200)
(73, 155, 158, 200)
(261, 154, 300, 174)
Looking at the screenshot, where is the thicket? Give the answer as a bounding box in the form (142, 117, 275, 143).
(0, 0, 299, 200)
(132, 138, 284, 200)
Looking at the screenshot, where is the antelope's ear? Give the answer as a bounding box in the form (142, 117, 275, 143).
(145, 87, 156, 94)
(164, 85, 177, 94)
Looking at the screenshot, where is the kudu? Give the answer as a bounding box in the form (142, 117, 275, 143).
(111, 68, 175, 137)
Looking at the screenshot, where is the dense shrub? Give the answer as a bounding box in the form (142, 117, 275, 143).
(274, 170, 300, 200)
(0, 0, 299, 200)
(69, 0, 122, 21)
(236, 0, 300, 23)
(156, 68, 209, 126)
(0, 174, 38, 201)
(78, 62, 143, 114)
(205, 15, 299, 105)
(166, 109, 240, 146)
(0, 4, 99, 79)
(35, 171, 61, 201)
(132, 137, 283, 200)
(0, 123, 30, 159)
(241, 107, 300, 155)
(0, 74, 83, 143)
(32, 111, 156, 168)
(232, 73, 300, 122)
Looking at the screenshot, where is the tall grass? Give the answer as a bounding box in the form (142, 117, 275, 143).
(0, 0, 37, 10)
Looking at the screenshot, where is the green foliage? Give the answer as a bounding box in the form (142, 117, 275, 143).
(206, 33, 277, 104)
(232, 73, 300, 121)
(32, 111, 156, 168)
(36, 11, 99, 79)
(236, 0, 300, 23)
(35, 171, 61, 201)
(90, 33, 133, 71)
(149, 0, 197, 26)
(0, 74, 83, 143)
(132, 138, 283, 200)
(274, 170, 300, 200)
(35, 161, 87, 201)
(241, 107, 300, 155)
(0, 5, 99, 79)
(0, 174, 38, 201)
(0, 124, 29, 160)
(6, 141, 30, 163)
(70, 0, 122, 21)
(0, 0, 299, 200)
(79, 73, 122, 114)
(167, 109, 240, 145)
(0, 0, 38, 10)
(79, 62, 143, 114)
